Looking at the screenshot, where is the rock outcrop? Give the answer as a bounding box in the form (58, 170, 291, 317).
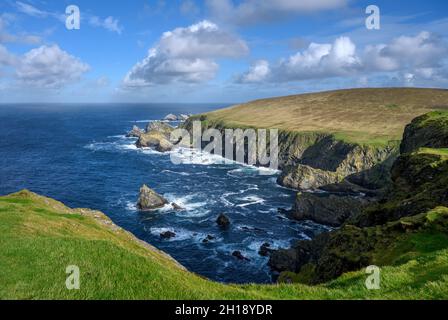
(216, 214, 230, 229)
(137, 121, 175, 152)
(164, 114, 178, 121)
(126, 125, 145, 138)
(137, 184, 168, 210)
(401, 111, 448, 154)
(160, 231, 176, 239)
(291, 192, 370, 227)
(232, 251, 250, 261)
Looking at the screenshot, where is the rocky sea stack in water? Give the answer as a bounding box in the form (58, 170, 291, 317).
(136, 121, 175, 152)
(137, 184, 168, 210)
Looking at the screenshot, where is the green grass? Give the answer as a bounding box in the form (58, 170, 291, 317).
(417, 148, 448, 157)
(198, 88, 448, 146)
(1, 190, 448, 299)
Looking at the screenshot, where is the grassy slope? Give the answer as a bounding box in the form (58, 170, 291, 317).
(200, 88, 448, 145)
(1, 190, 448, 299)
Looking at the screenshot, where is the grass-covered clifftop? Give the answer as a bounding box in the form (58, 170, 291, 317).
(1, 190, 448, 299)
(185, 88, 448, 191)
(196, 88, 448, 146)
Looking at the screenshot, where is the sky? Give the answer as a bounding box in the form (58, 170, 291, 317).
(0, 0, 447, 103)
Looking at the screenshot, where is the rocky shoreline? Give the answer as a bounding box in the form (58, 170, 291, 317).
(129, 110, 448, 284)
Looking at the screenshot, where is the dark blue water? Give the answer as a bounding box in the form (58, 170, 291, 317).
(0, 103, 329, 283)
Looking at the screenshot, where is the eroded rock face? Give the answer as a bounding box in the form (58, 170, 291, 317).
(126, 125, 145, 138)
(137, 184, 168, 210)
(137, 121, 175, 152)
(401, 111, 448, 154)
(136, 132, 174, 152)
(146, 121, 174, 136)
(277, 164, 340, 190)
(292, 192, 370, 227)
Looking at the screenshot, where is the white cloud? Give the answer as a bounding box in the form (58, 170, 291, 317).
(206, 0, 348, 25)
(0, 14, 42, 44)
(237, 60, 270, 83)
(242, 36, 361, 82)
(124, 20, 248, 87)
(89, 16, 123, 35)
(15, 45, 90, 88)
(16, 1, 49, 18)
(364, 32, 447, 72)
(0, 44, 17, 66)
(238, 32, 448, 85)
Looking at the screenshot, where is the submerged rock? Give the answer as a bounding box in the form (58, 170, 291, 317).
(171, 202, 184, 210)
(202, 235, 215, 243)
(160, 231, 176, 239)
(126, 125, 145, 138)
(259, 243, 273, 257)
(232, 251, 250, 261)
(216, 214, 230, 229)
(137, 184, 168, 211)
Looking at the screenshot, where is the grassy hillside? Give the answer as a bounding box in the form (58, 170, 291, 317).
(1, 190, 448, 299)
(199, 88, 448, 145)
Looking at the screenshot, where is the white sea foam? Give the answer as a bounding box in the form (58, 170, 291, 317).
(236, 195, 265, 207)
(161, 169, 190, 176)
(149, 227, 206, 242)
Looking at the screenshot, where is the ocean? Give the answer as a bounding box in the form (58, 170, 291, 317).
(0, 103, 328, 283)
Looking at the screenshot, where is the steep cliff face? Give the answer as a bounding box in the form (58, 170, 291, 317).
(269, 111, 448, 284)
(183, 116, 399, 191)
(292, 192, 371, 227)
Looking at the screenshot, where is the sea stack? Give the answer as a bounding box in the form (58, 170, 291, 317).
(137, 184, 168, 210)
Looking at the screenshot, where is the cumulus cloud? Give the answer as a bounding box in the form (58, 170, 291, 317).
(239, 37, 361, 83)
(364, 32, 447, 73)
(15, 45, 90, 88)
(124, 20, 248, 87)
(206, 0, 348, 25)
(238, 32, 448, 85)
(237, 60, 270, 83)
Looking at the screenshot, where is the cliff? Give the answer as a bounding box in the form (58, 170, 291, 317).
(269, 111, 448, 285)
(184, 88, 448, 193)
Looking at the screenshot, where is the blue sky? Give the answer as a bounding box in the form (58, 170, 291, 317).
(0, 0, 447, 103)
